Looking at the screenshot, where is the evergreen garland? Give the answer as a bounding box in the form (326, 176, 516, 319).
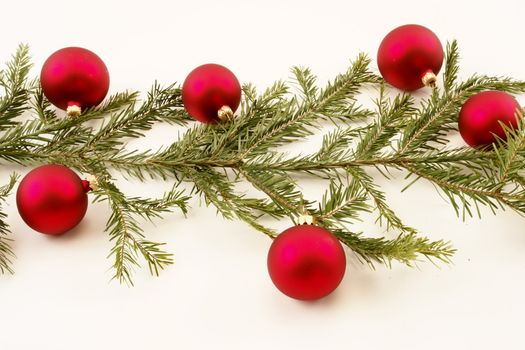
(0, 41, 524, 285)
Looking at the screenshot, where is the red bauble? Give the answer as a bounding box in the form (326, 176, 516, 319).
(16, 164, 89, 235)
(267, 225, 346, 301)
(182, 64, 241, 123)
(458, 91, 521, 147)
(40, 47, 110, 113)
(377, 24, 443, 91)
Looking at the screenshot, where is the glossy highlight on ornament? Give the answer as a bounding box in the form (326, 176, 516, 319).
(458, 90, 522, 147)
(377, 24, 443, 91)
(182, 63, 241, 123)
(16, 164, 89, 235)
(267, 225, 346, 301)
(40, 47, 110, 114)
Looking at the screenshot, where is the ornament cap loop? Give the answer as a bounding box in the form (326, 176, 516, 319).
(83, 174, 99, 192)
(421, 71, 437, 88)
(297, 214, 316, 225)
(217, 105, 234, 122)
(66, 104, 82, 117)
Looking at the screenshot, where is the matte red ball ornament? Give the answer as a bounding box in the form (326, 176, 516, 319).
(16, 164, 89, 235)
(377, 24, 443, 91)
(458, 90, 522, 147)
(267, 225, 346, 300)
(182, 64, 241, 123)
(40, 47, 110, 116)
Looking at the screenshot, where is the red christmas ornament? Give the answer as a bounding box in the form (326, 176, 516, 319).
(182, 64, 241, 123)
(16, 164, 90, 235)
(458, 90, 522, 147)
(267, 225, 346, 301)
(377, 24, 443, 91)
(40, 47, 110, 116)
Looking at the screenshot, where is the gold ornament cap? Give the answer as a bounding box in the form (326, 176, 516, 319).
(66, 105, 82, 117)
(297, 214, 316, 225)
(86, 174, 99, 191)
(421, 71, 437, 88)
(217, 105, 234, 122)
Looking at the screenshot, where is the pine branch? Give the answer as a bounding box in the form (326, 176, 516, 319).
(0, 174, 19, 274)
(401, 162, 507, 219)
(443, 40, 460, 93)
(82, 83, 188, 153)
(397, 40, 525, 155)
(0, 42, 524, 282)
(238, 168, 307, 217)
(354, 85, 414, 159)
(237, 53, 378, 160)
(0, 44, 32, 130)
(348, 167, 418, 234)
(96, 179, 188, 285)
(396, 76, 525, 155)
(398, 115, 525, 219)
(315, 127, 359, 162)
(315, 178, 370, 226)
(492, 110, 525, 186)
(186, 167, 277, 237)
(333, 230, 455, 267)
(238, 166, 452, 265)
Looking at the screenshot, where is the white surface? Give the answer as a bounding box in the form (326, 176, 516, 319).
(0, 1, 524, 349)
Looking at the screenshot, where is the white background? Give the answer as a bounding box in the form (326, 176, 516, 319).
(0, 1, 524, 349)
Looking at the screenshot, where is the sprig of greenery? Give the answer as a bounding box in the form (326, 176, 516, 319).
(0, 174, 18, 274)
(95, 179, 188, 286)
(0, 44, 32, 130)
(333, 229, 455, 267)
(0, 41, 524, 284)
